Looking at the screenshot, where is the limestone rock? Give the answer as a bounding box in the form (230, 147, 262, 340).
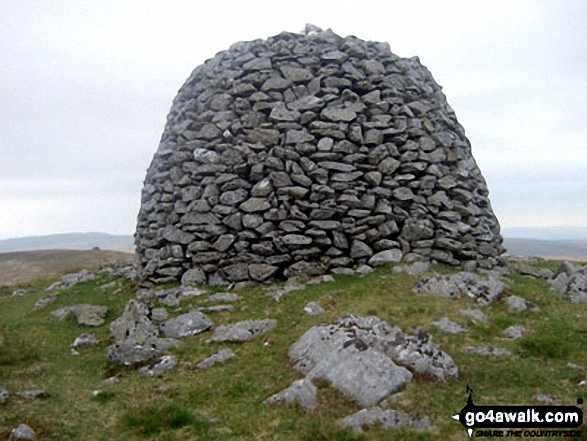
(265, 378, 318, 411)
(160, 311, 213, 339)
(33, 295, 56, 310)
(338, 407, 433, 433)
(0, 387, 9, 404)
(135, 28, 504, 285)
(139, 355, 177, 377)
(209, 319, 277, 342)
(289, 315, 458, 392)
(304, 301, 325, 315)
(458, 309, 489, 324)
(72, 333, 98, 347)
(413, 272, 506, 305)
(10, 424, 36, 440)
(107, 299, 180, 365)
(431, 317, 468, 334)
(51, 304, 108, 327)
(196, 349, 235, 370)
(462, 346, 512, 357)
(46, 269, 95, 291)
(506, 295, 541, 312)
(503, 325, 526, 340)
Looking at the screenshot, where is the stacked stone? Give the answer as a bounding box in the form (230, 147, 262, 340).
(135, 26, 504, 285)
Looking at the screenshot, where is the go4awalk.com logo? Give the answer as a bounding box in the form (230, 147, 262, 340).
(451, 386, 583, 438)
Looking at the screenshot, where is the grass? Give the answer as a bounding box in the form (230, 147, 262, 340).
(0, 260, 586, 440)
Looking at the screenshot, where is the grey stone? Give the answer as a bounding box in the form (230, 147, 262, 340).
(51, 304, 108, 327)
(196, 348, 235, 370)
(206, 292, 242, 303)
(181, 267, 207, 285)
(72, 333, 98, 347)
(10, 424, 36, 440)
(458, 309, 489, 324)
(33, 295, 56, 310)
(209, 319, 277, 342)
(197, 305, 234, 313)
(506, 295, 541, 312)
(431, 317, 468, 334)
(101, 377, 119, 386)
(338, 407, 433, 433)
(46, 269, 96, 291)
(461, 346, 512, 357)
(135, 28, 505, 286)
(414, 272, 506, 305)
(0, 387, 9, 404)
(503, 325, 526, 340)
(290, 315, 458, 386)
(265, 378, 318, 411)
(16, 389, 49, 400)
(139, 355, 177, 377)
(304, 301, 325, 315)
(368, 249, 402, 266)
(393, 262, 431, 276)
(161, 311, 213, 339)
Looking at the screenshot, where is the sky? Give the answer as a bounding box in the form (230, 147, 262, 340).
(1, 0, 586, 240)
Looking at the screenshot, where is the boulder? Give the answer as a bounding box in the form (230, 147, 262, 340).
(160, 311, 213, 338)
(431, 317, 468, 334)
(139, 355, 177, 377)
(51, 304, 108, 327)
(10, 424, 36, 440)
(265, 378, 318, 411)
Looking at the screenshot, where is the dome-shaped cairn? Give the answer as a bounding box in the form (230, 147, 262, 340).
(135, 26, 505, 285)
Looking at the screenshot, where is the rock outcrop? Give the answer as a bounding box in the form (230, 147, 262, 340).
(135, 26, 504, 285)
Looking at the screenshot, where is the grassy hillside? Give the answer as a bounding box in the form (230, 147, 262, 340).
(0, 250, 133, 286)
(1, 262, 586, 440)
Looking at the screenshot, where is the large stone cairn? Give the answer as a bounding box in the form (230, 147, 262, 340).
(135, 26, 504, 285)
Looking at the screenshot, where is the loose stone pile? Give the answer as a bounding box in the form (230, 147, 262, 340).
(135, 25, 504, 284)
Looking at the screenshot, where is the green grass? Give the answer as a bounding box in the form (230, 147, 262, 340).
(0, 261, 586, 440)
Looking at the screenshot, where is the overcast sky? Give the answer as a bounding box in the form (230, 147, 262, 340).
(1, 0, 586, 240)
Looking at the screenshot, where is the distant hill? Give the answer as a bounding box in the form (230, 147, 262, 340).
(0, 233, 134, 253)
(502, 238, 587, 261)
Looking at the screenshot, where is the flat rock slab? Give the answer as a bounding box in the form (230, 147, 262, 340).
(289, 315, 457, 407)
(196, 349, 235, 370)
(209, 319, 277, 342)
(139, 355, 177, 377)
(431, 317, 468, 334)
(413, 272, 506, 305)
(307, 347, 412, 407)
(265, 378, 318, 411)
(51, 304, 108, 326)
(160, 311, 213, 338)
(338, 407, 433, 433)
(462, 346, 512, 357)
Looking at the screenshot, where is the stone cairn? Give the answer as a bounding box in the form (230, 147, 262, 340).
(135, 25, 504, 285)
